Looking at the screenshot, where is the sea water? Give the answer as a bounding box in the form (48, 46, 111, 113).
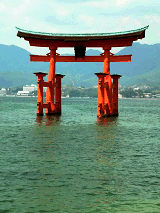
(0, 97, 160, 212)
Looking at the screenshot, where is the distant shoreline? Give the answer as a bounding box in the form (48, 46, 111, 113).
(1, 95, 160, 100)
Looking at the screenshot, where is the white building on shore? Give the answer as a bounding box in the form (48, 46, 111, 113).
(17, 84, 37, 96)
(17, 91, 31, 96)
(0, 88, 7, 96)
(23, 84, 37, 91)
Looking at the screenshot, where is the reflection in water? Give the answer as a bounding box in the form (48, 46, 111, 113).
(36, 115, 43, 125)
(95, 116, 119, 166)
(36, 115, 61, 126)
(97, 116, 118, 126)
(45, 115, 61, 126)
(95, 116, 121, 207)
(34, 109, 120, 210)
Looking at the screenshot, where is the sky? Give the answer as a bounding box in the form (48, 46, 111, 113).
(0, 0, 160, 55)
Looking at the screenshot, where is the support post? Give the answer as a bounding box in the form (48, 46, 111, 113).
(55, 74, 65, 114)
(95, 73, 108, 117)
(34, 72, 48, 115)
(103, 47, 113, 116)
(111, 74, 122, 116)
(46, 47, 57, 115)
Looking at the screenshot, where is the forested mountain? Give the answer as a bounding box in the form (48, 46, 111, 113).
(111, 42, 160, 86)
(0, 42, 160, 87)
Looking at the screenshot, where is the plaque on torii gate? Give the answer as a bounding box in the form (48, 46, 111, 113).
(16, 25, 149, 117)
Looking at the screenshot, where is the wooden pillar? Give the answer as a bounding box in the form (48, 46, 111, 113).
(55, 74, 65, 114)
(103, 47, 113, 116)
(46, 47, 57, 115)
(95, 73, 108, 117)
(34, 72, 48, 115)
(111, 74, 122, 116)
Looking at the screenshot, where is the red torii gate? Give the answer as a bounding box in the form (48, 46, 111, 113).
(16, 25, 148, 117)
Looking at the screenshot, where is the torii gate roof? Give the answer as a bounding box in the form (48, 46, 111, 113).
(16, 25, 149, 48)
(16, 26, 149, 41)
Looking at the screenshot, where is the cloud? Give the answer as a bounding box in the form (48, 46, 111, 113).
(0, 0, 159, 55)
(78, 15, 95, 27)
(146, 15, 160, 24)
(83, 0, 110, 8)
(116, 0, 132, 7)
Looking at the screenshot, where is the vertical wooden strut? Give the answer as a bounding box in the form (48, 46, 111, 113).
(111, 74, 122, 116)
(34, 71, 65, 115)
(103, 47, 113, 116)
(95, 73, 108, 117)
(55, 74, 65, 114)
(46, 47, 57, 115)
(34, 72, 48, 115)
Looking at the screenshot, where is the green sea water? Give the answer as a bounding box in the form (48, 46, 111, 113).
(0, 97, 160, 212)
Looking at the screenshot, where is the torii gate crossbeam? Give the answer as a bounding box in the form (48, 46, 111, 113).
(30, 55, 132, 63)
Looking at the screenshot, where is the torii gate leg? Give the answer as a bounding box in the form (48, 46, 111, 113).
(55, 74, 65, 114)
(111, 74, 122, 116)
(103, 48, 113, 116)
(95, 73, 108, 117)
(46, 47, 57, 115)
(34, 72, 47, 115)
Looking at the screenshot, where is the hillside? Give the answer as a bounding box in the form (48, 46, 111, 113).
(111, 42, 160, 86)
(0, 43, 160, 87)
